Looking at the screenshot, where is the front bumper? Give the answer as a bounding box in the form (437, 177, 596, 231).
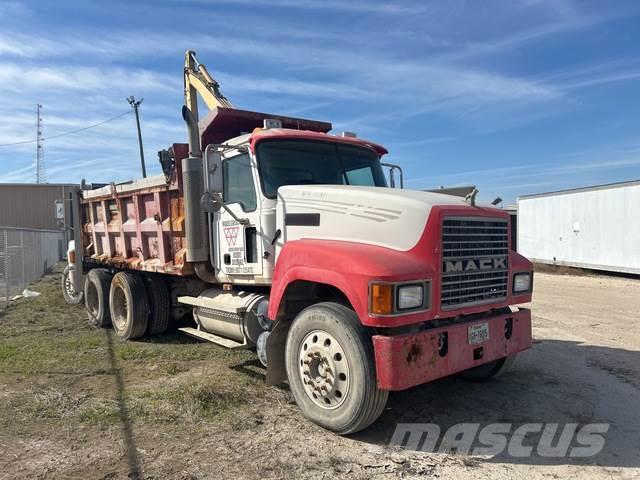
(372, 308, 532, 391)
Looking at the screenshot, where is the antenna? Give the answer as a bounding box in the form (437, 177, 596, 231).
(36, 104, 46, 183)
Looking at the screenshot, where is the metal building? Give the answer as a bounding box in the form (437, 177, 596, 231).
(518, 179, 640, 275)
(0, 183, 77, 231)
(0, 183, 78, 308)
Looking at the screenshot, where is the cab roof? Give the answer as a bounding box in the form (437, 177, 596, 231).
(199, 107, 331, 146)
(198, 107, 387, 156)
(249, 128, 388, 156)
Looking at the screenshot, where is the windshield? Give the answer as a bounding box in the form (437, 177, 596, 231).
(256, 139, 388, 199)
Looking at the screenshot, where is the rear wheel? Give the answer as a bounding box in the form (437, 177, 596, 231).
(84, 269, 112, 327)
(458, 355, 516, 382)
(144, 275, 170, 336)
(285, 302, 388, 435)
(62, 265, 84, 305)
(109, 272, 149, 340)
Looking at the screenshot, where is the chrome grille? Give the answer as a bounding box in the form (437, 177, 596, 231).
(441, 217, 509, 310)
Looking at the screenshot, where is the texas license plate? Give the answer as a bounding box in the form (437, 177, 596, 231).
(468, 322, 489, 344)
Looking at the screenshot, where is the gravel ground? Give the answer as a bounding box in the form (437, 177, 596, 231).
(0, 268, 638, 479)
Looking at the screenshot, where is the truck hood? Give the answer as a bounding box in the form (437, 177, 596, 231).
(276, 185, 470, 251)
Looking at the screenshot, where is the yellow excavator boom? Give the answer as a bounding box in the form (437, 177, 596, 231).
(184, 50, 234, 121)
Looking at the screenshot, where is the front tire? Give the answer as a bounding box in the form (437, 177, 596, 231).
(62, 265, 84, 305)
(109, 272, 149, 340)
(285, 302, 388, 435)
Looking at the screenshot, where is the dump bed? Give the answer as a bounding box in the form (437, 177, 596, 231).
(80, 143, 193, 276)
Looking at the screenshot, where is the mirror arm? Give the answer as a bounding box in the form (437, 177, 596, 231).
(381, 162, 404, 189)
(201, 191, 249, 225)
(220, 198, 250, 225)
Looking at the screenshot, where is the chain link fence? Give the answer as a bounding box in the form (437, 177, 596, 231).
(0, 227, 65, 311)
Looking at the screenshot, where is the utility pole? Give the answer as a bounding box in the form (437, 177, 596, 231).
(36, 104, 45, 184)
(127, 96, 146, 178)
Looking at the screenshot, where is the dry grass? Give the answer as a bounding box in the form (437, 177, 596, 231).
(0, 265, 276, 433)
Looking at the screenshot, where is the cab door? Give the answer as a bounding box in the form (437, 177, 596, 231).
(214, 151, 263, 280)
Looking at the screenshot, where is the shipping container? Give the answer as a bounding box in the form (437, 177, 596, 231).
(518, 180, 640, 274)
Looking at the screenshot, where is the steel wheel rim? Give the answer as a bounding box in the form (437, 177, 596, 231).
(112, 286, 128, 330)
(64, 271, 80, 299)
(298, 329, 350, 410)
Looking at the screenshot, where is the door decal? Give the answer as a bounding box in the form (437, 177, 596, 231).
(223, 226, 240, 246)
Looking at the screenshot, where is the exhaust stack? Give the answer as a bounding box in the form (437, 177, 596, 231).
(181, 106, 208, 262)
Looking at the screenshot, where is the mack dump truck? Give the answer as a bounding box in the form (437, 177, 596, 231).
(62, 51, 533, 434)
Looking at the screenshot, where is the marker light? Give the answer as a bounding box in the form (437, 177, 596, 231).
(370, 283, 393, 314)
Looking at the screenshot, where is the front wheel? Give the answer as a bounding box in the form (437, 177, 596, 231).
(62, 265, 83, 305)
(285, 302, 388, 435)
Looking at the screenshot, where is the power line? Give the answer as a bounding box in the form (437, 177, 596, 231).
(44, 110, 132, 141)
(0, 110, 133, 148)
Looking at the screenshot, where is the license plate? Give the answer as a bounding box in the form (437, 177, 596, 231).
(468, 322, 489, 344)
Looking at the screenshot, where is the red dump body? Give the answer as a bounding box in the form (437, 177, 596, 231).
(81, 143, 193, 275)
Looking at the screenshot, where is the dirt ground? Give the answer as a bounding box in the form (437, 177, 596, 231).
(0, 266, 639, 479)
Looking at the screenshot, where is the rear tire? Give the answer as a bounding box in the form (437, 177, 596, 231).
(84, 269, 112, 327)
(458, 355, 516, 382)
(144, 274, 170, 336)
(62, 265, 84, 305)
(285, 302, 388, 435)
(109, 272, 149, 340)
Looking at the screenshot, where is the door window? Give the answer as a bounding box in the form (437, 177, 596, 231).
(222, 153, 257, 212)
(345, 166, 375, 186)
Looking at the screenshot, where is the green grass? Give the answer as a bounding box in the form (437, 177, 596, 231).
(0, 333, 107, 374)
(79, 402, 121, 426)
(0, 344, 18, 361)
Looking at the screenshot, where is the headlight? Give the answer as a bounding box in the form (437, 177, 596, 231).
(513, 273, 531, 293)
(397, 284, 424, 310)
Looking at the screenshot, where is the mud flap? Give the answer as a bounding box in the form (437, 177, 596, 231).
(265, 319, 290, 385)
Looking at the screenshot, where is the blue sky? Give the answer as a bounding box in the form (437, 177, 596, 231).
(0, 0, 639, 203)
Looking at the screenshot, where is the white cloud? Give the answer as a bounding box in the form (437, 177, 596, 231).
(0, 63, 179, 94)
(0, 162, 37, 183)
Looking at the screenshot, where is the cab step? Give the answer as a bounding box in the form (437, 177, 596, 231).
(178, 327, 247, 349)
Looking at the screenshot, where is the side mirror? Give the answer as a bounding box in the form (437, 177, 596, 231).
(201, 191, 222, 213)
(204, 146, 223, 193)
(201, 191, 250, 225)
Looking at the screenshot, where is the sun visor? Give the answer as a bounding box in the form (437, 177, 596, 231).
(198, 107, 332, 146)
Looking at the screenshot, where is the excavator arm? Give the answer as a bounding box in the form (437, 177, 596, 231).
(183, 50, 234, 156)
(184, 50, 234, 122)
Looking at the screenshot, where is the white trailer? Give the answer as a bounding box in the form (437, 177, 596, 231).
(518, 180, 640, 275)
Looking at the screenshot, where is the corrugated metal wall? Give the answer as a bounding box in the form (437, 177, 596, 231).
(518, 182, 640, 274)
(0, 184, 77, 230)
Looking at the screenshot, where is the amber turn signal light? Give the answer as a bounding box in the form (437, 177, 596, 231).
(370, 283, 393, 314)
